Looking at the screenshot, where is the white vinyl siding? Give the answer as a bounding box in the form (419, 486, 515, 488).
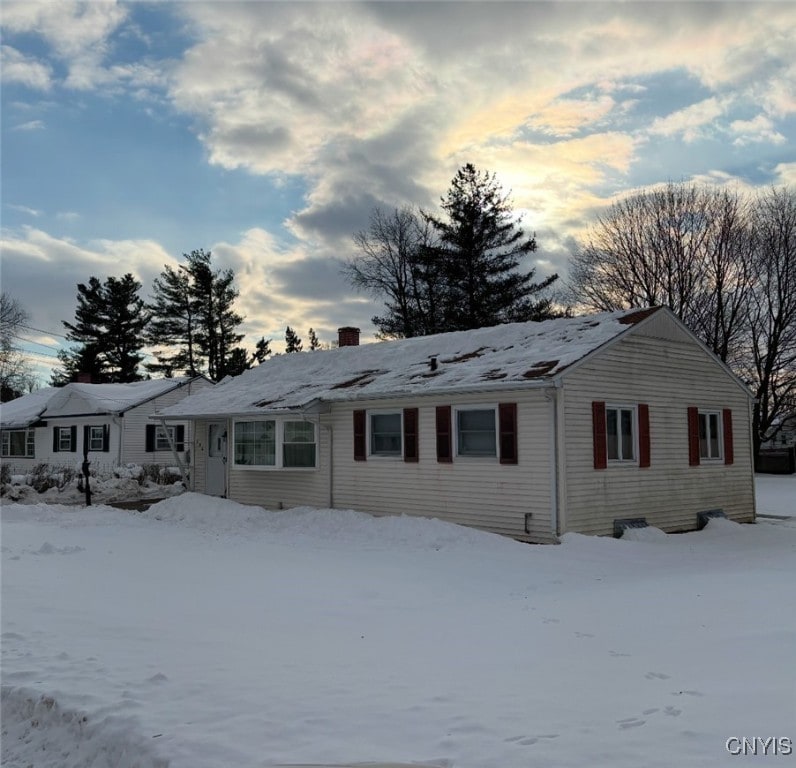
(227, 416, 330, 509)
(332, 390, 555, 543)
(561, 316, 754, 536)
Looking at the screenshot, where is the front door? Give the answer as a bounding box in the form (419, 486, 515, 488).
(206, 422, 227, 497)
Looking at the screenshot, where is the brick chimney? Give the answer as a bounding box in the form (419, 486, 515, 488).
(337, 327, 360, 347)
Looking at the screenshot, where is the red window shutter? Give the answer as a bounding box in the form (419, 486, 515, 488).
(435, 405, 452, 463)
(638, 403, 650, 468)
(498, 402, 518, 465)
(723, 408, 734, 465)
(403, 407, 418, 462)
(687, 407, 700, 466)
(592, 401, 607, 470)
(353, 409, 366, 461)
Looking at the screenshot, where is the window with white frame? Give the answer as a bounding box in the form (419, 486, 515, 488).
(58, 427, 74, 452)
(283, 421, 316, 467)
(233, 419, 316, 469)
(606, 405, 635, 461)
(155, 425, 174, 451)
(698, 411, 722, 460)
(369, 412, 402, 456)
(88, 426, 105, 452)
(1, 429, 35, 458)
(456, 407, 497, 457)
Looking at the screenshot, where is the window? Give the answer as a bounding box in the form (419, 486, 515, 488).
(55, 426, 75, 452)
(145, 424, 185, 452)
(370, 412, 402, 456)
(88, 426, 105, 452)
(1, 429, 35, 458)
(234, 420, 276, 466)
(606, 406, 635, 462)
(688, 407, 733, 467)
(698, 411, 722, 460)
(155, 426, 174, 451)
(283, 421, 316, 467)
(456, 407, 497, 457)
(233, 419, 316, 469)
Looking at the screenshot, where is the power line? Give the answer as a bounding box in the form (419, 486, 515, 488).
(19, 323, 69, 340)
(13, 334, 63, 352)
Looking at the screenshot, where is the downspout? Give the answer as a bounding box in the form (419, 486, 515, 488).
(327, 420, 334, 509)
(113, 415, 123, 467)
(545, 382, 562, 541)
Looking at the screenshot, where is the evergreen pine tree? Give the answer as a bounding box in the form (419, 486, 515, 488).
(252, 336, 272, 364)
(147, 250, 245, 381)
(426, 163, 558, 330)
(147, 263, 201, 376)
(284, 326, 303, 353)
(54, 274, 148, 383)
(308, 328, 321, 350)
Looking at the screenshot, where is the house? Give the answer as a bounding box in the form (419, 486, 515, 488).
(0, 377, 212, 475)
(158, 309, 755, 543)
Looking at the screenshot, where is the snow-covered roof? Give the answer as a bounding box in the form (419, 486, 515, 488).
(1, 378, 199, 428)
(0, 387, 60, 429)
(161, 308, 662, 419)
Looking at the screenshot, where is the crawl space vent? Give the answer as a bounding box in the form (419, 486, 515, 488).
(696, 509, 727, 530)
(613, 517, 648, 538)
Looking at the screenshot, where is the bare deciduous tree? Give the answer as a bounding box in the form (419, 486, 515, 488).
(567, 182, 796, 460)
(0, 292, 36, 400)
(743, 187, 796, 458)
(343, 205, 441, 338)
(568, 182, 755, 363)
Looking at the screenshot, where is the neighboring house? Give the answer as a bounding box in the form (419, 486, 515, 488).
(762, 412, 796, 449)
(159, 309, 755, 543)
(0, 377, 212, 474)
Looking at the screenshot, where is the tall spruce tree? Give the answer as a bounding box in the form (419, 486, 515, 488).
(308, 328, 321, 350)
(147, 263, 200, 377)
(425, 163, 557, 330)
(147, 250, 245, 381)
(284, 326, 303, 353)
(54, 274, 148, 384)
(252, 336, 272, 364)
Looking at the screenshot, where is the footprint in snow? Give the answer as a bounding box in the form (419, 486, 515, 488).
(664, 706, 682, 716)
(645, 671, 670, 680)
(575, 631, 595, 638)
(672, 689, 704, 697)
(609, 650, 631, 657)
(505, 733, 559, 746)
(617, 717, 646, 729)
(542, 617, 560, 624)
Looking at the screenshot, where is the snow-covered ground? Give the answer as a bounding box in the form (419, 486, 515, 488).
(1, 477, 794, 768)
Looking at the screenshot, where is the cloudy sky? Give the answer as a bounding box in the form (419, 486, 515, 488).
(2, 1, 795, 382)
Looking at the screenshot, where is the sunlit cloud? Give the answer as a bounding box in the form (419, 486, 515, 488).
(12, 119, 45, 131)
(730, 115, 786, 147)
(0, 45, 52, 91)
(7, 204, 41, 217)
(647, 97, 726, 142)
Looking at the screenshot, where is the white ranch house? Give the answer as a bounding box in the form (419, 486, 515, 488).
(159, 308, 756, 543)
(0, 377, 211, 474)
